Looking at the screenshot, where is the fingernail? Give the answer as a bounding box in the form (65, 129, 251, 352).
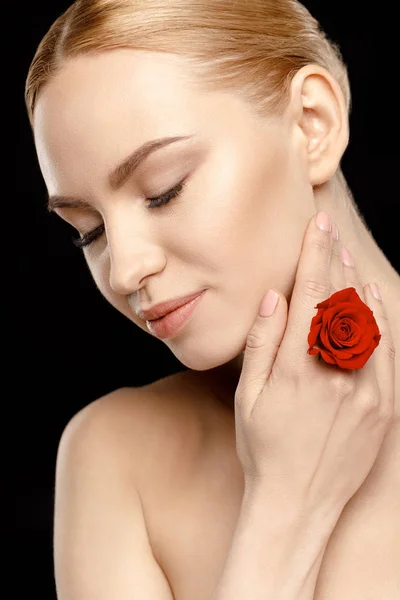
(340, 247, 355, 267)
(259, 289, 279, 317)
(316, 212, 332, 233)
(370, 282, 382, 301)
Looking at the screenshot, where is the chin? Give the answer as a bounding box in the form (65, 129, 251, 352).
(169, 338, 246, 373)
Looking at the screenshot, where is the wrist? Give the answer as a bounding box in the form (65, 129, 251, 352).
(242, 479, 339, 541)
(239, 484, 336, 597)
(211, 481, 338, 600)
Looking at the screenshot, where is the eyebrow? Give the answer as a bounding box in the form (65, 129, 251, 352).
(47, 134, 194, 212)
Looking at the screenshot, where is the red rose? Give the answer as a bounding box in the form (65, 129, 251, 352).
(307, 287, 381, 370)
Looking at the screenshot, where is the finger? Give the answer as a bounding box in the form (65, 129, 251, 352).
(330, 224, 366, 305)
(329, 221, 345, 294)
(275, 211, 334, 374)
(236, 290, 288, 407)
(336, 243, 377, 378)
(340, 245, 366, 303)
(362, 283, 396, 419)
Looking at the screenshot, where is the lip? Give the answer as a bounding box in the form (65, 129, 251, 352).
(138, 290, 206, 321)
(146, 290, 205, 339)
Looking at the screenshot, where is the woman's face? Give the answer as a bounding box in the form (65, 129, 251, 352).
(34, 49, 316, 370)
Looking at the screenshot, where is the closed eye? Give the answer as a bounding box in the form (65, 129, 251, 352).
(72, 179, 187, 249)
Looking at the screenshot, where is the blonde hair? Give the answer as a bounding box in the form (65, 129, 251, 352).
(25, 0, 353, 191)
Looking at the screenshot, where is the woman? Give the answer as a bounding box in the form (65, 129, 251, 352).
(25, 0, 399, 598)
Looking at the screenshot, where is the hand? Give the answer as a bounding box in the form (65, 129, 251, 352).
(234, 212, 395, 520)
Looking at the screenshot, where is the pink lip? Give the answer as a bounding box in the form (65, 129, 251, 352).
(138, 290, 205, 321)
(146, 290, 205, 339)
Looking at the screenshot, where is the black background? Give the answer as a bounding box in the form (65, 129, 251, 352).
(12, 1, 399, 598)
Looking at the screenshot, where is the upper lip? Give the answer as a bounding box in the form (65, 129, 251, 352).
(137, 290, 205, 321)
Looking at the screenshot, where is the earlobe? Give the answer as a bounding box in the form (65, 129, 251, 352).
(289, 64, 349, 186)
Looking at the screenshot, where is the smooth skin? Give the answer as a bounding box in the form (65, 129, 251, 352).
(32, 49, 400, 599)
(51, 211, 399, 600)
(33, 50, 400, 414)
(236, 212, 394, 513)
(208, 206, 397, 599)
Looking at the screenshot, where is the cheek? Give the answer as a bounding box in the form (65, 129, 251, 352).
(210, 156, 308, 289)
(84, 253, 118, 308)
(196, 173, 283, 267)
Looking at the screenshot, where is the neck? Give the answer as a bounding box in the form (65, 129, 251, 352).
(209, 174, 400, 416)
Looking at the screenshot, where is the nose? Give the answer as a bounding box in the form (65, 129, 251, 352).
(108, 233, 165, 297)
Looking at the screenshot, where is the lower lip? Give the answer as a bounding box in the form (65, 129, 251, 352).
(146, 291, 205, 339)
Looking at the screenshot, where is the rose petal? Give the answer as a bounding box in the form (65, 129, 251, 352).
(307, 287, 381, 370)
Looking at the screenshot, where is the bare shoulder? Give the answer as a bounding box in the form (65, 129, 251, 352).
(58, 371, 210, 489)
(54, 373, 209, 599)
(61, 372, 194, 441)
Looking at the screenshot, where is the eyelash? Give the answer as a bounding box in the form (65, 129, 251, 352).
(72, 180, 187, 249)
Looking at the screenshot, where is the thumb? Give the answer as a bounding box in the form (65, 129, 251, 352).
(236, 289, 288, 402)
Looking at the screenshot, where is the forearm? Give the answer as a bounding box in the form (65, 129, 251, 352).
(212, 484, 338, 600)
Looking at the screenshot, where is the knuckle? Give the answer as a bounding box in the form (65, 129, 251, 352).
(331, 244, 342, 261)
(330, 371, 356, 396)
(311, 235, 331, 253)
(343, 273, 359, 289)
(379, 311, 390, 325)
(245, 328, 265, 350)
(301, 278, 330, 300)
(377, 312, 391, 333)
(374, 314, 396, 359)
(377, 335, 396, 362)
(355, 391, 379, 415)
(384, 342, 396, 362)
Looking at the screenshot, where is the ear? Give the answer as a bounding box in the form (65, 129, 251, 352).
(288, 64, 349, 186)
